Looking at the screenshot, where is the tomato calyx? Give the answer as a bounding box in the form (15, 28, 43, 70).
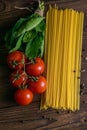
(28, 76, 39, 82)
(12, 71, 26, 83)
(14, 72, 20, 79)
(11, 60, 25, 69)
(27, 58, 36, 64)
(13, 58, 25, 65)
(10, 70, 28, 88)
(11, 61, 19, 68)
(18, 85, 28, 90)
(27, 57, 41, 65)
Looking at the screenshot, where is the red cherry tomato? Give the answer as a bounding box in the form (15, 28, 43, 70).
(7, 51, 26, 70)
(14, 89, 33, 106)
(26, 57, 45, 76)
(10, 70, 28, 88)
(28, 76, 47, 94)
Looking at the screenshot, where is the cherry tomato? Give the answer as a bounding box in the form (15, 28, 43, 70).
(10, 70, 28, 88)
(14, 89, 33, 105)
(28, 76, 47, 94)
(7, 51, 26, 70)
(26, 57, 45, 76)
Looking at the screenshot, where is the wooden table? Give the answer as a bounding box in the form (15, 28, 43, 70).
(0, 0, 87, 130)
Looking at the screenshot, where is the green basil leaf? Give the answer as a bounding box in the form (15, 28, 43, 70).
(5, 16, 32, 50)
(37, 32, 44, 58)
(17, 14, 44, 37)
(38, 37, 44, 57)
(35, 20, 45, 32)
(23, 29, 37, 43)
(12, 18, 28, 34)
(9, 34, 23, 52)
(10, 18, 28, 45)
(25, 32, 44, 59)
(25, 40, 33, 58)
(4, 29, 12, 49)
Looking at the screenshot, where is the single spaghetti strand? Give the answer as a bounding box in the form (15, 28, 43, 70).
(77, 12, 84, 110)
(46, 6, 54, 108)
(59, 9, 69, 109)
(74, 12, 80, 110)
(66, 9, 74, 110)
(65, 9, 71, 109)
(55, 10, 63, 108)
(57, 10, 64, 109)
(70, 11, 78, 111)
(50, 8, 59, 108)
(47, 7, 55, 107)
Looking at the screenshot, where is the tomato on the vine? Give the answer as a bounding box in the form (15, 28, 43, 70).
(28, 76, 47, 94)
(26, 57, 45, 76)
(14, 89, 33, 106)
(7, 51, 26, 70)
(10, 70, 28, 88)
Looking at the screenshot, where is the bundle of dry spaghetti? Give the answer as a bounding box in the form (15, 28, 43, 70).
(40, 5, 84, 111)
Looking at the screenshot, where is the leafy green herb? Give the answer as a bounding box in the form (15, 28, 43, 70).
(25, 32, 44, 59)
(12, 17, 29, 34)
(4, 1, 45, 59)
(5, 29, 12, 49)
(17, 14, 44, 37)
(9, 34, 24, 52)
(35, 20, 45, 32)
(23, 29, 37, 43)
(38, 32, 45, 57)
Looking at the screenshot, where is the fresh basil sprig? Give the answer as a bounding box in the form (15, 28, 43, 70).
(4, 1, 45, 59)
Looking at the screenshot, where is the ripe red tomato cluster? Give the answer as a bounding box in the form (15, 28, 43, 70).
(7, 51, 47, 106)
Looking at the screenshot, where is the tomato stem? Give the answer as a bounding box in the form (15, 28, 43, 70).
(18, 85, 28, 90)
(28, 76, 39, 82)
(12, 61, 18, 68)
(22, 54, 26, 72)
(28, 58, 36, 64)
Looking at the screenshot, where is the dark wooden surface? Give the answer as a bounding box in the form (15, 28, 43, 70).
(0, 0, 87, 130)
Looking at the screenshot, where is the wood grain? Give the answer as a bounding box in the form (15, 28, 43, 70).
(0, 0, 87, 130)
